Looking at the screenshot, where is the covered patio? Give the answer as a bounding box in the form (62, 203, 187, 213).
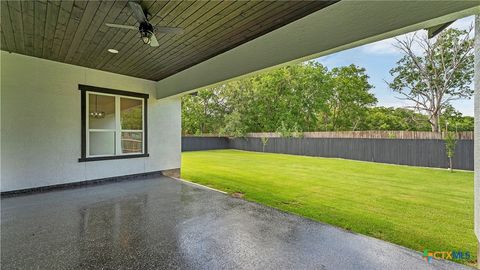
(1, 0, 479, 269)
(1, 175, 471, 269)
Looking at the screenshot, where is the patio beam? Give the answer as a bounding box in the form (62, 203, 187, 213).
(156, 1, 480, 99)
(426, 21, 455, 39)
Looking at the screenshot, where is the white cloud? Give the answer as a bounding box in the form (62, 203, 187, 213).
(360, 31, 424, 55)
(360, 38, 399, 55)
(377, 100, 410, 109)
(449, 99, 474, 116)
(450, 16, 474, 32)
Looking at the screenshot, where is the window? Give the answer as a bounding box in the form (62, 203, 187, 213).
(79, 85, 149, 162)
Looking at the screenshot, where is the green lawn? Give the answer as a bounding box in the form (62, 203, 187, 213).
(181, 149, 476, 264)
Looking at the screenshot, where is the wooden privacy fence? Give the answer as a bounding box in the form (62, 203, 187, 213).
(182, 134, 474, 171)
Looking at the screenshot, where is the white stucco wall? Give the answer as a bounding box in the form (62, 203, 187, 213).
(0, 52, 181, 192)
(475, 15, 479, 244)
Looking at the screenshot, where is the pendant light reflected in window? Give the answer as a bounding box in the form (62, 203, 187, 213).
(90, 95, 105, 119)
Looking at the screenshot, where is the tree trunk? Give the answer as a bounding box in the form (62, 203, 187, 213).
(430, 113, 441, 133)
(436, 111, 442, 133)
(430, 119, 437, 132)
(202, 99, 207, 134)
(449, 156, 453, 172)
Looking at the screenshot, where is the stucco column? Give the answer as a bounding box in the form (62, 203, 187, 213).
(475, 14, 480, 269)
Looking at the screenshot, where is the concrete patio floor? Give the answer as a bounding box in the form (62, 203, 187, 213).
(1, 176, 472, 270)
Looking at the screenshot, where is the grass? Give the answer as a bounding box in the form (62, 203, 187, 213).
(181, 149, 476, 264)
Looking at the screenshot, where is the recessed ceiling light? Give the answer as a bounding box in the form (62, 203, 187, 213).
(107, 48, 119, 54)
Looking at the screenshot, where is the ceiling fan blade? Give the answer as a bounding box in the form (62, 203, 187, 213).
(155, 27, 184, 34)
(150, 33, 159, 47)
(106, 23, 137, 30)
(128, 1, 147, 23)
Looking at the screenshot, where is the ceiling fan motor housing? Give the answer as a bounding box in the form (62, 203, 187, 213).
(139, 21, 154, 44)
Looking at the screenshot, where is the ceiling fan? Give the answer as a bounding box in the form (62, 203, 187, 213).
(106, 1, 183, 47)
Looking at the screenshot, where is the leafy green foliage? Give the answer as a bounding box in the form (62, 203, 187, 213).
(445, 131, 458, 159)
(121, 107, 142, 130)
(444, 131, 458, 172)
(182, 89, 227, 135)
(441, 105, 474, 132)
(183, 62, 378, 135)
(322, 65, 376, 131)
(182, 54, 473, 135)
(361, 107, 431, 131)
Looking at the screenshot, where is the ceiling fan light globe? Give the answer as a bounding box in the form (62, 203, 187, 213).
(142, 36, 151, 44)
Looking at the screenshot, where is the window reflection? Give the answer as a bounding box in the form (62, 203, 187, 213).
(120, 98, 142, 130)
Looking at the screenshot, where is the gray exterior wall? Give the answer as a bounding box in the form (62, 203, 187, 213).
(182, 137, 473, 171)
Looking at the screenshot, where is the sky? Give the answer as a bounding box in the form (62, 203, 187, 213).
(314, 16, 475, 116)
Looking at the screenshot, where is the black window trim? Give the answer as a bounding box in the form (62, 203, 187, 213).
(78, 84, 149, 162)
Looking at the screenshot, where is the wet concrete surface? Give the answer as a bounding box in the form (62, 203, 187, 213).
(1, 176, 472, 270)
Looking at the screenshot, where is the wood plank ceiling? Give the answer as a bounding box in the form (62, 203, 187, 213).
(1, 0, 336, 81)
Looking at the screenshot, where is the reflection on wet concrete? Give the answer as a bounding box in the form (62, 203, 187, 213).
(77, 195, 150, 268)
(1, 176, 470, 270)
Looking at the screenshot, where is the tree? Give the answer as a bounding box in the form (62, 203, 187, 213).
(247, 62, 332, 133)
(182, 60, 471, 135)
(440, 104, 474, 132)
(361, 107, 430, 131)
(218, 79, 258, 136)
(219, 62, 333, 135)
(217, 62, 376, 134)
(261, 137, 269, 152)
(444, 131, 458, 172)
(322, 65, 377, 131)
(389, 28, 474, 132)
(181, 88, 226, 135)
